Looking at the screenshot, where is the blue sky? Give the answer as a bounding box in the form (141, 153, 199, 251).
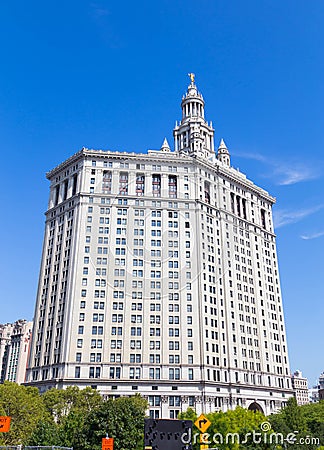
(0, 0, 323, 386)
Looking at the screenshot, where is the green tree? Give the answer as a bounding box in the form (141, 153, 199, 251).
(180, 406, 272, 450)
(80, 394, 148, 450)
(42, 385, 103, 424)
(27, 385, 103, 447)
(58, 409, 86, 448)
(269, 397, 322, 450)
(0, 381, 49, 446)
(301, 400, 324, 441)
(26, 419, 61, 446)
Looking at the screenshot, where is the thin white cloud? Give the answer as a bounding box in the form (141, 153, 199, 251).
(90, 3, 110, 18)
(235, 152, 320, 186)
(273, 205, 324, 228)
(236, 152, 268, 163)
(300, 231, 324, 240)
(274, 165, 318, 186)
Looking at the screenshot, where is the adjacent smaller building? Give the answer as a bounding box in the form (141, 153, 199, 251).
(0, 323, 13, 381)
(309, 385, 320, 403)
(308, 371, 324, 403)
(0, 320, 33, 384)
(291, 370, 309, 405)
(318, 372, 324, 401)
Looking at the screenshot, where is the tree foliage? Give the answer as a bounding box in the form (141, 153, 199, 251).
(28, 385, 104, 448)
(1, 382, 323, 450)
(269, 398, 324, 450)
(26, 388, 147, 449)
(42, 385, 103, 423)
(179, 400, 324, 450)
(0, 381, 49, 445)
(80, 394, 148, 450)
(180, 406, 271, 450)
(26, 419, 61, 446)
(301, 400, 324, 439)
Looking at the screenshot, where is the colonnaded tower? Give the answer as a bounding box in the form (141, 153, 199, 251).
(26, 74, 292, 417)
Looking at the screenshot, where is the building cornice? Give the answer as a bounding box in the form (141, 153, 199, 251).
(46, 149, 85, 179)
(46, 147, 275, 204)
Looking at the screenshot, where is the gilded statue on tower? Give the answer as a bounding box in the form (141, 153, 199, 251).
(188, 72, 195, 83)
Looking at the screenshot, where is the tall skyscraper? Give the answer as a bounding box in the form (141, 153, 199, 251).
(26, 75, 292, 417)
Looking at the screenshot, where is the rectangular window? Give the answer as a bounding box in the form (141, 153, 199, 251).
(119, 172, 129, 195)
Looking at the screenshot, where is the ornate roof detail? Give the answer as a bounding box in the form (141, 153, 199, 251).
(160, 137, 171, 152)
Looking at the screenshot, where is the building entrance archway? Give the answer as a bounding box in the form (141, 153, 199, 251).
(248, 401, 264, 414)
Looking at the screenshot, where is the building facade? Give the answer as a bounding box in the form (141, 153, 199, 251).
(309, 371, 324, 402)
(26, 76, 292, 416)
(291, 370, 309, 405)
(0, 323, 13, 382)
(319, 372, 324, 400)
(0, 320, 33, 384)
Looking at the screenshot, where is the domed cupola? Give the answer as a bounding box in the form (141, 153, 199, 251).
(173, 73, 215, 160)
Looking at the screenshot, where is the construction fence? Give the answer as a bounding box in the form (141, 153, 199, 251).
(0, 447, 73, 450)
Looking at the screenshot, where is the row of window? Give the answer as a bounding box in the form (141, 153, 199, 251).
(79, 294, 191, 309)
(75, 366, 193, 380)
(76, 338, 194, 351)
(90, 160, 188, 172)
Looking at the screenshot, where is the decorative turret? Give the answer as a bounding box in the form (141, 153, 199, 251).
(217, 138, 230, 167)
(173, 73, 215, 160)
(181, 73, 205, 121)
(160, 137, 171, 152)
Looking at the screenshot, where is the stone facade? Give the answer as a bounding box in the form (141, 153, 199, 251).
(291, 370, 309, 405)
(0, 320, 32, 384)
(25, 77, 293, 416)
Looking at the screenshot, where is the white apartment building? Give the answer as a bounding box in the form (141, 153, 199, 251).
(291, 370, 309, 405)
(26, 76, 292, 417)
(0, 320, 33, 384)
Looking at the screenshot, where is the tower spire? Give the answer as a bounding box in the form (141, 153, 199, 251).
(173, 74, 215, 159)
(160, 137, 171, 152)
(217, 138, 231, 167)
